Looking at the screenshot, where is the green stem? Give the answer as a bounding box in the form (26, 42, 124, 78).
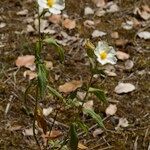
(32, 7, 42, 149)
(81, 60, 98, 108)
(38, 7, 42, 54)
(33, 86, 41, 149)
(45, 109, 59, 148)
(81, 74, 93, 107)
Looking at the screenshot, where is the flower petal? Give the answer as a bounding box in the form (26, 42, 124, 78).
(37, 0, 65, 14)
(49, 7, 61, 14)
(97, 57, 108, 65)
(38, 0, 49, 8)
(107, 54, 117, 64)
(53, 4, 65, 10)
(94, 41, 117, 65)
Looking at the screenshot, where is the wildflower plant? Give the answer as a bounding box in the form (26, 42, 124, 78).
(22, 0, 117, 149)
(38, 0, 65, 14)
(94, 41, 117, 65)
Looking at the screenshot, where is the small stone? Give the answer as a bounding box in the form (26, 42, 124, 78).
(125, 60, 134, 70)
(84, 7, 94, 15)
(92, 30, 106, 38)
(116, 51, 130, 60)
(115, 83, 135, 94)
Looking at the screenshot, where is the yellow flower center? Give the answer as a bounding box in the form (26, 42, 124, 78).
(47, 0, 54, 7)
(100, 51, 107, 60)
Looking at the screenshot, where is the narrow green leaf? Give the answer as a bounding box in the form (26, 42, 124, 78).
(86, 48, 95, 58)
(69, 123, 78, 150)
(47, 85, 64, 101)
(89, 57, 95, 69)
(37, 63, 47, 98)
(89, 87, 106, 102)
(83, 108, 104, 128)
(44, 38, 64, 62)
(77, 121, 88, 134)
(35, 41, 42, 59)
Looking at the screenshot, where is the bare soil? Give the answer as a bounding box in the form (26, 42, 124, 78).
(0, 0, 149, 150)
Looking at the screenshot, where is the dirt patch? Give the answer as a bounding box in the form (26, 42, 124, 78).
(0, 0, 150, 149)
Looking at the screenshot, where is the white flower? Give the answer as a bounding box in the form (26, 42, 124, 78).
(94, 41, 117, 65)
(37, 0, 65, 14)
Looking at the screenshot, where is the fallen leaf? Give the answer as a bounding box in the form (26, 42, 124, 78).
(83, 20, 95, 28)
(92, 0, 106, 8)
(26, 25, 35, 33)
(83, 100, 94, 110)
(78, 143, 88, 149)
(132, 18, 141, 28)
(92, 30, 106, 38)
(15, 55, 35, 70)
(142, 5, 150, 13)
(17, 9, 28, 16)
(43, 107, 53, 116)
(62, 19, 76, 30)
(115, 39, 128, 47)
(137, 31, 150, 40)
(104, 65, 117, 77)
(36, 106, 47, 134)
(41, 130, 62, 146)
(23, 70, 37, 80)
(111, 31, 119, 39)
(77, 91, 86, 100)
(59, 80, 82, 93)
(140, 11, 150, 20)
(48, 14, 62, 24)
(104, 70, 117, 76)
(42, 130, 62, 139)
(84, 7, 94, 15)
(95, 9, 106, 17)
(24, 17, 34, 23)
(105, 104, 117, 116)
(0, 22, 6, 28)
(9, 125, 22, 131)
(125, 60, 134, 70)
(115, 83, 135, 94)
(23, 128, 38, 136)
(106, 2, 119, 13)
(43, 28, 56, 34)
(116, 51, 130, 60)
(121, 21, 133, 30)
(115, 118, 129, 130)
(93, 128, 103, 137)
(119, 118, 129, 127)
(136, 7, 150, 20)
